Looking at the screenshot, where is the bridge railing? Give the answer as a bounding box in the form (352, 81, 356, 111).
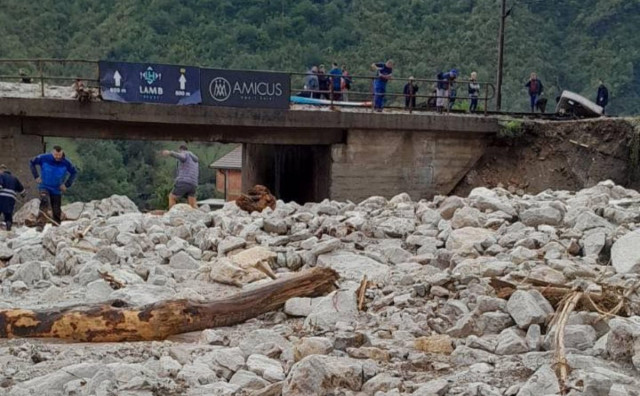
(0, 59, 99, 97)
(289, 72, 495, 114)
(0, 59, 495, 114)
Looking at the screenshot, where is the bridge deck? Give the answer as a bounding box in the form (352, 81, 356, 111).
(0, 97, 497, 145)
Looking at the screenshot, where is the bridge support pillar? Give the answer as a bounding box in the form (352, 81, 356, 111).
(329, 129, 489, 202)
(0, 118, 44, 201)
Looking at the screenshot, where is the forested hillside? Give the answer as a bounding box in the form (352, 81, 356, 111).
(1, 0, 639, 207)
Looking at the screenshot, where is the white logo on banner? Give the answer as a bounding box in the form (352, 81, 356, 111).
(209, 77, 232, 102)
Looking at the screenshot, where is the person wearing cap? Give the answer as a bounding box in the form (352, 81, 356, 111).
(403, 77, 419, 110)
(371, 60, 394, 112)
(161, 144, 199, 209)
(30, 145, 77, 229)
(436, 68, 458, 113)
(0, 165, 25, 231)
(468, 72, 480, 112)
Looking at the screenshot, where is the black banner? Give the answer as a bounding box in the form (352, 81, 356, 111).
(200, 69, 290, 109)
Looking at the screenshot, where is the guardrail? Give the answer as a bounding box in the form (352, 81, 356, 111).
(0, 59, 496, 114)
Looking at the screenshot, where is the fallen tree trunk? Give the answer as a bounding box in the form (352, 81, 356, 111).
(0, 267, 338, 342)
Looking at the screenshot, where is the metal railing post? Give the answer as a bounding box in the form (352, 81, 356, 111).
(484, 84, 489, 116)
(38, 60, 44, 97)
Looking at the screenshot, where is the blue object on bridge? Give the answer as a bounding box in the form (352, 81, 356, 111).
(99, 61, 201, 105)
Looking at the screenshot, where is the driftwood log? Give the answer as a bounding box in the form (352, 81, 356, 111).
(0, 267, 338, 342)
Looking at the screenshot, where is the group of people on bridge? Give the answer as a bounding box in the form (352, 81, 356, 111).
(301, 60, 611, 114)
(0, 145, 200, 232)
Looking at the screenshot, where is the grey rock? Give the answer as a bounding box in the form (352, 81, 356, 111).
(468, 187, 517, 216)
(239, 329, 293, 362)
(611, 231, 640, 273)
(478, 311, 514, 334)
(282, 355, 365, 396)
(317, 251, 390, 284)
(516, 364, 560, 396)
(294, 337, 333, 361)
(495, 328, 529, 355)
(475, 296, 507, 313)
(606, 317, 640, 365)
(520, 206, 563, 227)
(412, 378, 450, 395)
(506, 290, 554, 329)
(446, 227, 494, 251)
(169, 251, 201, 269)
(229, 369, 269, 390)
(573, 211, 612, 232)
(438, 196, 465, 220)
(200, 329, 228, 346)
(451, 206, 483, 229)
(362, 373, 402, 394)
(263, 217, 288, 235)
(10, 260, 46, 285)
(304, 289, 358, 330)
(158, 356, 182, 378)
(311, 238, 341, 256)
(0, 243, 14, 260)
(581, 228, 606, 257)
(247, 354, 285, 382)
(526, 324, 542, 351)
(218, 236, 246, 255)
(284, 297, 319, 317)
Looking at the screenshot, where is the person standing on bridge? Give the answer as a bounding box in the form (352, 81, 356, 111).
(436, 69, 458, 113)
(29, 145, 78, 230)
(161, 144, 199, 209)
(596, 79, 609, 115)
(0, 165, 25, 231)
(525, 72, 544, 113)
(371, 60, 394, 112)
(329, 63, 343, 101)
(468, 72, 480, 113)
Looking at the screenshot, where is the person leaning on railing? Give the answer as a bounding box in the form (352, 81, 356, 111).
(371, 60, 394, 112)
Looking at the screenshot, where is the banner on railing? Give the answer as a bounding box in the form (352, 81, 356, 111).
(200, 68, 290, 109)
(99, 61, 201, 105)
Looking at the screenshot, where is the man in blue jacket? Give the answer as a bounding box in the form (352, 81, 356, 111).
(371, 60, 394, 112)
(0, 165, 25, 231)
(29, 145, 77, 229)
(329, 62, 343, 101)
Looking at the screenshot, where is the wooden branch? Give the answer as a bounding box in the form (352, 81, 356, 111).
(0, 267, 338, 342)
(357, 275, 368, 311)
(554, 292, 582, 395)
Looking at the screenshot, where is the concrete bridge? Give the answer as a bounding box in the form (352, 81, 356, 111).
(0, 97, 498, 203)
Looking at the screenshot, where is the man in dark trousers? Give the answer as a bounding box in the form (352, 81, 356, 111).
(403, 76, 419, 110)
(161, 144, 199, 209)
(525, 72, 544, 113)
(30, 145, 77, 229)
(371, 60, 394, 112)
(0, 165, 25, 231)
(596, 79, 609, 114)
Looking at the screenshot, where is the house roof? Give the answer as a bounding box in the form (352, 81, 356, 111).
(210, 145, 242, 170)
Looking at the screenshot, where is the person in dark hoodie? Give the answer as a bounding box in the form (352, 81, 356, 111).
(317, 64, 330, 100)
(0, 165, 25, 231)
(161, 144, 199, 209)
(525, 72, 544, 113)
(596, 79, 609, 114)
(403, 76, 419, 110)
(371, 60, 394, 111)
(29, 145, 77, 229)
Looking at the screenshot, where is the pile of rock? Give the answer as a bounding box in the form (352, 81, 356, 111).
(1, 180, 640, 395)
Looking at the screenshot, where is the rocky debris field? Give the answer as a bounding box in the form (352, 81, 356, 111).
(1, 181, 640, 396)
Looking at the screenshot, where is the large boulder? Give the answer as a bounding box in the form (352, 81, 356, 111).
(506, 290, 554, 329)
(611, 231, 640, 273)
(446, 227, 494, 251)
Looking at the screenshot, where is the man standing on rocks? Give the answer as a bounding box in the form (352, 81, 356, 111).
(29, 145, 77, 229)
(0, 165, 25, 231)
(161, 144, 199, 209)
